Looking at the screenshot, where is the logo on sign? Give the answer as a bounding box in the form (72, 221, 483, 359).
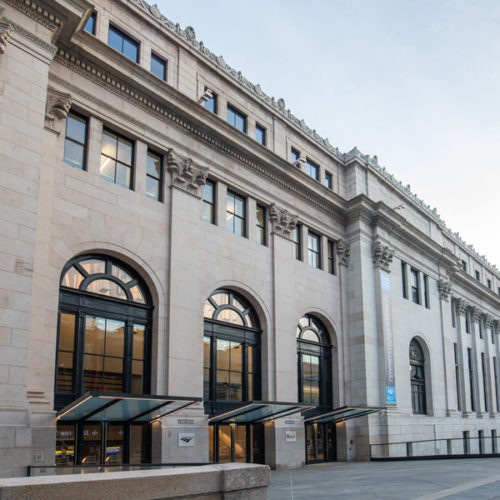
(178, 432, 195, 447)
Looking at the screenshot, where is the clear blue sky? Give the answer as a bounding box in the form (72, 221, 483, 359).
(156, 0, 500, 268)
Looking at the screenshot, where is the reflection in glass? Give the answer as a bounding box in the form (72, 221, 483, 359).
(112, 265, 132, 283)
(131, 360, 143, 393)
(84, 316, 105, 354)
(133, 325, 145, 358)
(80, 259, 106, 275)
(87, 279, 127, 300)
(82, 424, 101, 465)
(105, 424, 124, 464)
(218, 426, 231, 463)
(211, 292, 229, 306)
(203, 302, 215, 318)
(61, 266, 84, 289)
(234, 425, 247, 462)
(83, 354, 103, 391)
(59, 313, 75, 351)
(56, 423, 75, 465)
(129, 285, 145, 304)
(130, 424, 148, 464)
(216, 308, 244, 325)
(302, 330, 320, 342)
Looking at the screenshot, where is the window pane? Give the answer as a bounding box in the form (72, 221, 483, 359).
(123, 37, 139, 62)
(108, 26, 122, 52)
(101, 130, 117, 157)
(100, 155, 115, 182)
(218, 426, 231, 462)
(86, 278, 128, 300)
(111, 265, 132, 284)
(146, 176, 160, 200)
(216, 340, 230, 370)
(59, 313, 75, 351)
(56, 351, 74, 391)
(83, 13, 95, 35)
(105, 319, 125, 357)
(80, 259, 106, 275)
(66, 114, 87, 143)
(131, 360, 143, 393)
(234, 196, 244, 216)
(248, 373, 254, 401)
(83, 354, 103, 391)
(64, 141, 85, 169)
(234, 217, 244, 236)
(56, 423, 75, 466)
(61, 266, 84, 289)
(84, 316, 105, 354)
(216, 370, 229, 400)
(129, 285, 145, 304)
(147, 152, 161, 178)
(212, 293, 229, 306)
(106, 424, 124, 464)
(202, 203, 213, 223)
(82, 424, 101, 465)
(203, 301, 215, 318)
(115, 163, 131, 188)
(216, 308, 244, 325)
(117, 138, 133, 165)
(204, 337, 211, 368)
(150, 54, 166, 80)
(230, 342, 242, 372)
(248, 346, 253, 372)
(229, 371, 242, 400)
(302, 330, 319, 342)
(133, 324, 145, 359)
(103, 357, 123, 392)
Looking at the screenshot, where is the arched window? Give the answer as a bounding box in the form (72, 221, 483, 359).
(297, 315, 332, 407)
(410, 339, 426, 414)
(55, 254, 153, 410)
(203, 289, 260, 414)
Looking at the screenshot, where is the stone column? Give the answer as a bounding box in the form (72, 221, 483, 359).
(469, 307, 484, 416)
(454, 299, 471, 415)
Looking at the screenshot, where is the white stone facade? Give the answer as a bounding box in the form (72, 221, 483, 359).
(0, 0, 499, 477)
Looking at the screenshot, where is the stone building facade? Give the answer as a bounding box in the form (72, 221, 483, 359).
(0, 0, 499, 477)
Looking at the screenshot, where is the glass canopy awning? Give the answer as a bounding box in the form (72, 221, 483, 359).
(303, 406, 384, 424)
(209, 401, 314, 424)
(57, 392, 201, 423)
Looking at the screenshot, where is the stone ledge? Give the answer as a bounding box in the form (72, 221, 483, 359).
(0, 463, 270, 499)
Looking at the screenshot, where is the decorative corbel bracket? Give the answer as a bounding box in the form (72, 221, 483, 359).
(484, 314, 495, 329)
(455, 297, 469, 316)
(167, 149, 208, 197)
(0, 16, 13, 55)
(336, 239, 351, 267)
(470, 306, 482, 323)
(372, 239, 394, 272)
(269, 203, 298, 238)
(45, 86, 71, 130)
(437, 279, 452, 301)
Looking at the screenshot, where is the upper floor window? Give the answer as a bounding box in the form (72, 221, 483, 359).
(324, 171, 333, 189)
(475, 270, 481, 281)
(256, 124, 266, 146)
(84, 12, 96, 35)
(256, 204, 266, 246)
(64, 111, 88, 170)
(202, 180, 216, 224)
(461, 260, 467, 272)
(327, 240, 335, 275)
(226, 190, 246, 237)
(410, 268, 420, 304)
(227, 104, 247, 133)
(487, 279, 492, 289)
(291, 148, 300, 164)
(308, 231, 321, 269)
(203, 89, 217, 114)
(145, 150, 162, 201)
(306, 158, 319, 180)
(150, 53, 166, 80)
(423, 275, 430, 309)
(100, 128, 134, 189)
(108, 24, 139, 63)
(410, 339, 426, 414)
(465, 310, 471, 333)
(292, 225, 302, 261)
(401, 262, 408, 299)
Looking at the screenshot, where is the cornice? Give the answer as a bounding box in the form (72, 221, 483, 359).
(51, 48, 347, 223)
(5, 17, 57, 54)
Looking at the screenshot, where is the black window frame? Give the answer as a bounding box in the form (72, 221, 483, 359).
(401, 262, 408, 299)
(305, 158, 320, 181)
(475, 270, 481, 281)
(150, 52, 167, 81)
(292, 225, 302, 261)
(64, 110, 88, 170)
(255, 123, 266, 146)
(307, 231, 321, 269)
(481, 353, 488, 412)
(410, 268, 420, 304)
(327, 240, 335, 275)
(226, 190, 246, 237)
(423, 275, 430, 309)
(454, 343, 461, 411)
(108, 23, 140, 63)
(324, 171, 333, 189)
(487, 279, 492, 289)
(83, 12, 96, 35)
(468, 347, 475, 411)
(410, 339, 426, 415)
(461, 260, 467, 272)
(100, 127, 135, 190)
(202, 179, 216, 225)
(291, 148, 300, 164)
(203, 88, 218, 114)
(256, 204, 266, 246)
(226, 104, 247, 134)
(145, 149, 163, 202)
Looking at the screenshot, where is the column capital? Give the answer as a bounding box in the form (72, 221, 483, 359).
(167, 149, 208, 197)
(437, 278, 452, 301)
(454, 297, 469, 316)
(269, 203, 298, 239)
(45, 86, 72, 130)
(336, 239, 351, 267)
(372, 239, 394, 272)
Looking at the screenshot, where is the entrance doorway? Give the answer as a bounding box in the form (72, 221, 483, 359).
(305, 422, 336, 463)
(209, 423, 265, 463)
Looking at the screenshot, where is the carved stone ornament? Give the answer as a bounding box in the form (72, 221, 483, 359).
(336, 239, 351, 267)
(0, 18, 12, 55)
(269, 203, 298, 238)
(470, 306, 482, 322)
(437, 279, 452, 301)
(45, 86, 71, 129)
(167, 149, 207, 196)
(455, 297, 469, 316)
(484, 314, 495, 329)
(372, 239, 394, 272)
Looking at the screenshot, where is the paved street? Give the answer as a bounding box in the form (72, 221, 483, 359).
(269, 458, 500, 499)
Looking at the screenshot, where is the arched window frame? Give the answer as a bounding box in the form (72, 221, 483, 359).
(410, 338, 427, 415)
(297, 314, 332, 408)
(203, 289, 261, 415)
(55, 254, 153, 411)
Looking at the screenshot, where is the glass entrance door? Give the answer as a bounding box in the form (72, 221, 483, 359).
(306, 422, 336, 463)
(211, 423, 264, 463)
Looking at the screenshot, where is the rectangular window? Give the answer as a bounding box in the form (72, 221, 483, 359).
(291, 148, 300, 163)
(324, 171, 333, 189)
(454, 343, 461, 411)
(150, 53, 167, 80)
(461, 260, 467, 272)
(100, 128, 134, 189)
(308, 231, 321, 269)
(145, 150, 162, 201)
(64, 111, 88, 170)
(410, 268, 420, 304)
(463, 431, 470, 454)
(305, 158, 319, 180)
(494, 358, 499, 413)
(255, 124, 266, 146)
(256, 204, 266, 246)
(202, 180, 216, 224)
(492, 430, 497, 454)
(108, 24, 139, 62)
(401, 262, 408, 299)
(487, 279, 492, 289)
(423, 275, 430, 309)
(481, 353, 488, 412)
(479, 430, 484, 454)
(478, 320, 483, 339)
(465, 311, 471, 334)
(203, 89, 217, 114)
(327, 240, 335, 275)
(451, 300, 456, 327)
(84, 12, 96, 35)
(227, 104, 247, 133)
(292, 225, 302, 261)
(468, 348, 475, 411)
(226, 190, 246, 237)
(475, 270, 481, 281)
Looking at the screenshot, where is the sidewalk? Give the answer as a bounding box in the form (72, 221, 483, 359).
(269, 458, 500, 499)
